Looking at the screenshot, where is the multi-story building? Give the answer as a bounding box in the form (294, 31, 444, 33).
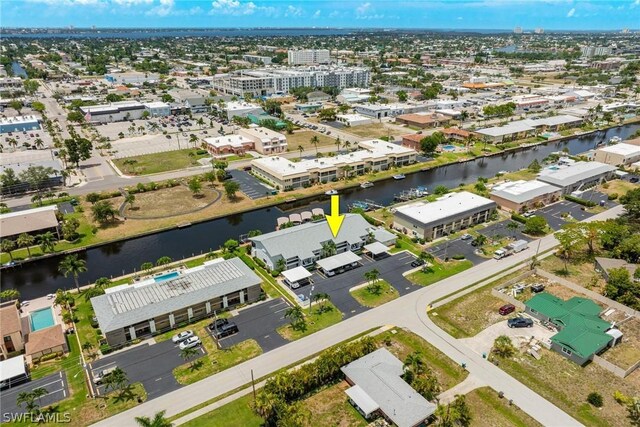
(238, 127, 287, 155)
(0, 301, 24, 360)
(593, 143, 640, 167)
(581, 46, 612, 58)
(144, 101, 171, 117)
(288, 49, 331, 65)
(242, 55, 273, 65)
(490, 180, 563, 213)
(537, 161, 617, 194)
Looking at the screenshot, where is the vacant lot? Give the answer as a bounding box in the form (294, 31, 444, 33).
(113, 149, 210, 175)
(123, 184, 221, 218)
(466, 387, 542, 427)
(539, 255, 607, 294)
(499, 347, 640, 427)
(350, 279, 399, 307)
(407, 259, 473, 287)
(304, 381, 367, 427)
(602, 316, 640, 369)
(598, 180, 637, 198)
(285, 131, 336, 151)
(342, 122, 395, 139)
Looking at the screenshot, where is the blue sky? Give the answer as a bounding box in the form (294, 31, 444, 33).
(2, 0, 638, 30)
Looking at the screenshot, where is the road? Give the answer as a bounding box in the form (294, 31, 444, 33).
(93, 206, 622, 427)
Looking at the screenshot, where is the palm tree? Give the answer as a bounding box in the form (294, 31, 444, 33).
(1, 239, 17, 261)
(297, 144, 304, 159)
(310, 135, 320, 155)
(189, 134, 199, 147)
(320, 240, 337, 258)
(284, 306, 305, 330)
(58, 254, 87, 292)
(506, 221, 519, 238)
(472, 234, 487, 247)
(0, 289, 20, 302)
(156, 256, 172, 266)
(103, 367, 129, 395)
(16, 391, 37, 415)
(32, 387, 48, 408)
(459, 109, 469, 126)
(95, 277, 112, 288)
(135, 411, 173, 427)
(180, 346, 199, 368)
(312, 292, 331, 313)
(16, 233, 35, 258)
(33, 138, 45, 149)
(37, 231, 57, 253)
(254, 390, 280, 422)
(403, 351, 425, 376)
(344, 140, 352, 151)
(364, 268, 380, 286)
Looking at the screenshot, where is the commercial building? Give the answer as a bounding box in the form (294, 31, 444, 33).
(0, 205, 60, 240)
(537, 161, 617, 194)
(593, 143, 640, 167)
(475, 115, 583, 143)
(80, 101, 145, 123)
(238, 127, 287, 155)
(355, 103, 428, 120)
(91, 258, 262, 347)
(105, 72, 160, 85)
(580, 46, 612, 58)
(0, 115, 41, 134)
(395, 113, 450, 129)
(143, 101, 171, 117)
(490, 180, 562, 213)
(242, 55, 272, 65)
(204, 134, 254, 156)
(393, 191, 497, 240)
(250, 214, 396, 271)
(0, 301, 24, 360)
(306, 91, 331, 103)
(341, 348, 437, 426)
(251, 140, 416, 190)
(525, 293, 618, 365)
(218, 101, 264, 120)
(0, 77, 23, 94)
(337, 88, 371, 104)
(336, 113, 372, 126)
(288, 49, 331, 65)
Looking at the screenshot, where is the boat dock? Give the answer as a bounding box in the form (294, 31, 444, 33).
(393, 186, 428, 202)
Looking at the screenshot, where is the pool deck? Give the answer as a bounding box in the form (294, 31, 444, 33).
(19, 295, 63, 332)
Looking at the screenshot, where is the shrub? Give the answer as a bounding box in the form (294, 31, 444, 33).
(100, 344, 112, 354)
(511, 213, 527, 224)
(196, 149, 208, 155)
(587, 392, 603, 407)
(452, 254, 465, 260)
(608, 193, 618, 200)
(564, 194, 596, 207)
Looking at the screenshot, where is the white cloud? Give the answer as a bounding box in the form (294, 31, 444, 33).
(113, 0, 153, 5)
(566, 7, 575, 16)
(210, 0, 258, 15)
(313, 9, 321, 18)
(356, 2, 371, 15)
(25, 0, 105, 5)
(457, 16, 463, 20)
(146, 0, 173, 16)
(631, 0, 640, 8)
(285, 5, 302, 17)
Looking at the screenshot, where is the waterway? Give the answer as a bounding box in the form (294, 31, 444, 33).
(10, 61, 27, 78)
(3, 124, 639, 299)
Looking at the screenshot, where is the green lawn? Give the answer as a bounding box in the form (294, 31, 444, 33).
(181, 394, 262, 427)
(466, 387, 543, 427)
(277, 301, 343, 341)
(407, 259, 473, 287)
(113, 149, 210, 175)
(350, 279, 399, 307)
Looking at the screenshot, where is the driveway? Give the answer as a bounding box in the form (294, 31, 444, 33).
(1, 371, 69, 416)
(427, 237, 486, 265)
(309, 252, 420, 318)
(90, 339, 205, 400)
(216, 298, 290, 352)
(229, 170, 271, 200)
(459, 319, 555, 357)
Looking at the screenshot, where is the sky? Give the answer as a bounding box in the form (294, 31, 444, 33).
(1, 0, 638, 30)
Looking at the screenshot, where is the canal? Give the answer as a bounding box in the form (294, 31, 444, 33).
(10, 61, 28, 78)
(3, 124, 639, 299)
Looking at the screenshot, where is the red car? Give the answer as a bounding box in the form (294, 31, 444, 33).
(499, 304, 515, 316)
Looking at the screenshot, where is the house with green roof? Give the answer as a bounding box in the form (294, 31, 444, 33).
(524, 292, 618, 365)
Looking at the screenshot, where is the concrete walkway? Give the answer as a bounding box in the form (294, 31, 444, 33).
(437, 374, 485, 405)
(93, 206, 623, 427)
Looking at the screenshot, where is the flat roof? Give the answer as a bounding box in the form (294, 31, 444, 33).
(490, 180, 561, 203)
(364, 241, 389, 255)
(0, 205, 59, 239)
(252, 156, 308, 178)
(395, 191, 496, 228)
(0, 355, 26, 381)
(144, 101, 170, 109)
(316, 251, 361, 272)
(0, 115, 40, 125)
(204, 134, 253, 148)
(537, 161, 617, 187)
(281, 266, 313, 283)
(476, 121, 534, 137)
(596, 143, 640, 156)
(345, 385, 379, 415)
(238, 126, 285, 142)
(358, 139, 416, 156)
(91, 258, 261, 333)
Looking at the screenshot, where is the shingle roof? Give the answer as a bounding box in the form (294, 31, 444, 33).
(525, 293, 612, 359)
(0, 302, 22, 335)
(91, 258, 261, 333)
(0, 205, 59, 239)
(25, 325, 66, 356)
(341, 348, 436, 427)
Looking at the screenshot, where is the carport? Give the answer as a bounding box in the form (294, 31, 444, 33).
(363, 242, 390, 260)
(282, 266, 313, 289)
(316, 251, 362, 277)
(0, 355, 27, 389)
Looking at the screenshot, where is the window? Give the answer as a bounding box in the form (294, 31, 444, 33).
(561, 347, 572, 356)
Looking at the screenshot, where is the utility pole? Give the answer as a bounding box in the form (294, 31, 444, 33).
(308, 285, 315, 312)
(251, 369, 256, 402)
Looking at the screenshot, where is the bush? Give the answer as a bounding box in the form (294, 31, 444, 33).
(100, 344, 112, 354)
(452, 254, 465, 260)
(511, 213, 527, 224)
(37, 352, 63, 363)
(587, 392, 603, 407)
(608, 193, 618, 200)
(564, 194, 596, 207)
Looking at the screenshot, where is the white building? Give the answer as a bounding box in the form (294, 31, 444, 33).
(143, 101, 171, 117)
(581, 46, 612, 58)
(80, 101, 145, 123)
(593, 143, 640, 167)
(490, 180, 562, 213)
(393, 191, 497, 241)
(105, 72, 160, 85)
(238, 127, 287, 155)
(537, 161, 617, 194)
(288, 49, 331, 65)
(0, 115, 41, 134)
(220, 101, 264, 120)
(242, 55, 272, 65)
(336, 113, 373, 126)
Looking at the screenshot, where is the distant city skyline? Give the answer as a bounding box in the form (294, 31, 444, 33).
(2, 0, 639, 31)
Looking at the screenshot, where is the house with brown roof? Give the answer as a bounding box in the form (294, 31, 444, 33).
(401, 133, 424, 151)
(0, 301, 24, 360)
(25, 325, 68, 363)
(395, 113, 450, 129)
(0, 205, 60, 241)
(442, 128, 472, 142)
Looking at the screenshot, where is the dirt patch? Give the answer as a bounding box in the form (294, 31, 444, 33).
(303, 381, 367, 427)
(603, 316, 640, 369)
(123, 185, 221, 218)
(538, 256, 607, 294)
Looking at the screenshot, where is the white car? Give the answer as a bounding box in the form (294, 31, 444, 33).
(178, 336, 201, 350)
(172, 330, 194, 343)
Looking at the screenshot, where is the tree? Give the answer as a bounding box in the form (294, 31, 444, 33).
(188, 177, 202, 197)
(223, 180, 240, 200)
(64, 137, 92, 167)
(587, 392, 604, 408)
(403, 351, 425, 383)
(103, 367, 129, 395)
(364, 269, 381, 294)
(523, 216, 548, 236)
(506, 221, 519, 237)
(16, 233, 35, 258)
(33, 138, 45, 149)
(617, 235, 640, 264)
(493, 335, 516, 358)
(321, 240, 337, 258)
(19, 165, 55, 194)
(92, 200, 118, 224)
(284, 306, 305, 331)
(312, 292, 331, 313)
(435, 394, 472, 427)
(297, 144, 304, 159)
(472, 234, 487, 247)
(156, 256, 172, 266)
(125, 193, 136, 208)
(433, 185, 449, 195)
(67, 111, 85, 123)
(396, 90, 408, 101)
(1, 167, 20, 188)
(31, 101, 45, 113)
(318, 108, 336, 122)
(61, 217, 80, 241)
(58, 254, 87, 292)
(222, 239, 239, 253)
(528, 159, 541, 173)
(9, 99, 23, 114)
(23, 79, 40, 95)
(37, 231, 57, 253)
(180, 346, 200, 368)
(84, 285, 105, 301)
(420, 132, 445, 155)
(141, 262, 154, 272)
(0, 289, 20, 302)
(310, 135, 320, 155)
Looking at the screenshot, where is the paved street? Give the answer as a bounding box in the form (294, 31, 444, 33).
(96, 206, 623, 427)
(1, 372, 69, 416)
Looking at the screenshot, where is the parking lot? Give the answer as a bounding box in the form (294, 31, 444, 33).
(535, 200, 595, 230)
(89, 339, 205, 399)
(1, 372, 69, 416)
(229, 170, 272, 199)
(216, 298, 290, 351)
(427, 236, 487, 265)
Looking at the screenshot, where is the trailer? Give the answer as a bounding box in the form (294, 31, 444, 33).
(494, 239, 528, 260)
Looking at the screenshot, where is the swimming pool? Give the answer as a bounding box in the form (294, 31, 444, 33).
(442, 145, 456, 151)
(30, 307, 56, 332)
(154, 271, 180, 282)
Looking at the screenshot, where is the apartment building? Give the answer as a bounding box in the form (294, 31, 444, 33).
(593, 143, 640, 166)
(238, 127, 288, 155)
(288, 49, 331, 65)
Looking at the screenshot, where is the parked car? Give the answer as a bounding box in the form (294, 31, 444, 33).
(93, 365, 118, 385)
(498, 304, 516, 316)
(179, 336, 202, 350)
(531, 284, 545, 293)
(411, 258, 425, 267)
(69, 198, 79, 206)
(208, 318, 229, 332)
(171, 330, 194, 343)
(461, 234, 472, 241)
(523, 211, 536, 218)
(213, 322, 239, 339)
(508, 317, 533, 328)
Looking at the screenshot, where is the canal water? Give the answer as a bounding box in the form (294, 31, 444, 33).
(3, 124, 639, 299)
(10, 61, 28, 78)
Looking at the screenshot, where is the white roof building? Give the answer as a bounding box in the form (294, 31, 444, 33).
(537, 161, 617, 192)
(594, 143, 640, 166)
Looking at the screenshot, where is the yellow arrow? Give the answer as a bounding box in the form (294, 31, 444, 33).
(325, 194, 345, 238)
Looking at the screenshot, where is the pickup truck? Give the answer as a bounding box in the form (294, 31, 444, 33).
(93, 366, 118, 385)
(494, 239, 528, 260)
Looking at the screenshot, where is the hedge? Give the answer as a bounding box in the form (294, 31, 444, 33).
(564, 194, 596, 207)
(511, 213, 527, 224)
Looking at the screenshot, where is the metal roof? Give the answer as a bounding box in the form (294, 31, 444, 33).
(345, 385, 379, 415)
(91, 258, 261, 333)
(490, 180, 562, 204)
(316, 251, 361, 271)
(341, 348, 436, 427)
(364, 241, 390, 255)
(281, 266, 313, 283)
(537, 162, 617, 187)
(0, 205, 59, 239)
(0, 355, 26, 381)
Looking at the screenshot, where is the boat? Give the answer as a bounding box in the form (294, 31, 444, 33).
(360, 181, 374, 189)
(350, 201, 371, 211)
(609, 136, 621, 144)
(393, 174, 406, 180)
(325, 189, 338, 196)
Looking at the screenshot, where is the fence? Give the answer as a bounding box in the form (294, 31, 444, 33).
(592, 355, 640, 378)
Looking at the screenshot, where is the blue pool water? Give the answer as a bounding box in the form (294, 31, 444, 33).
(442, 145, 456, 151)
(154, 271, 180, 282)
(30, 307, 55, 332)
